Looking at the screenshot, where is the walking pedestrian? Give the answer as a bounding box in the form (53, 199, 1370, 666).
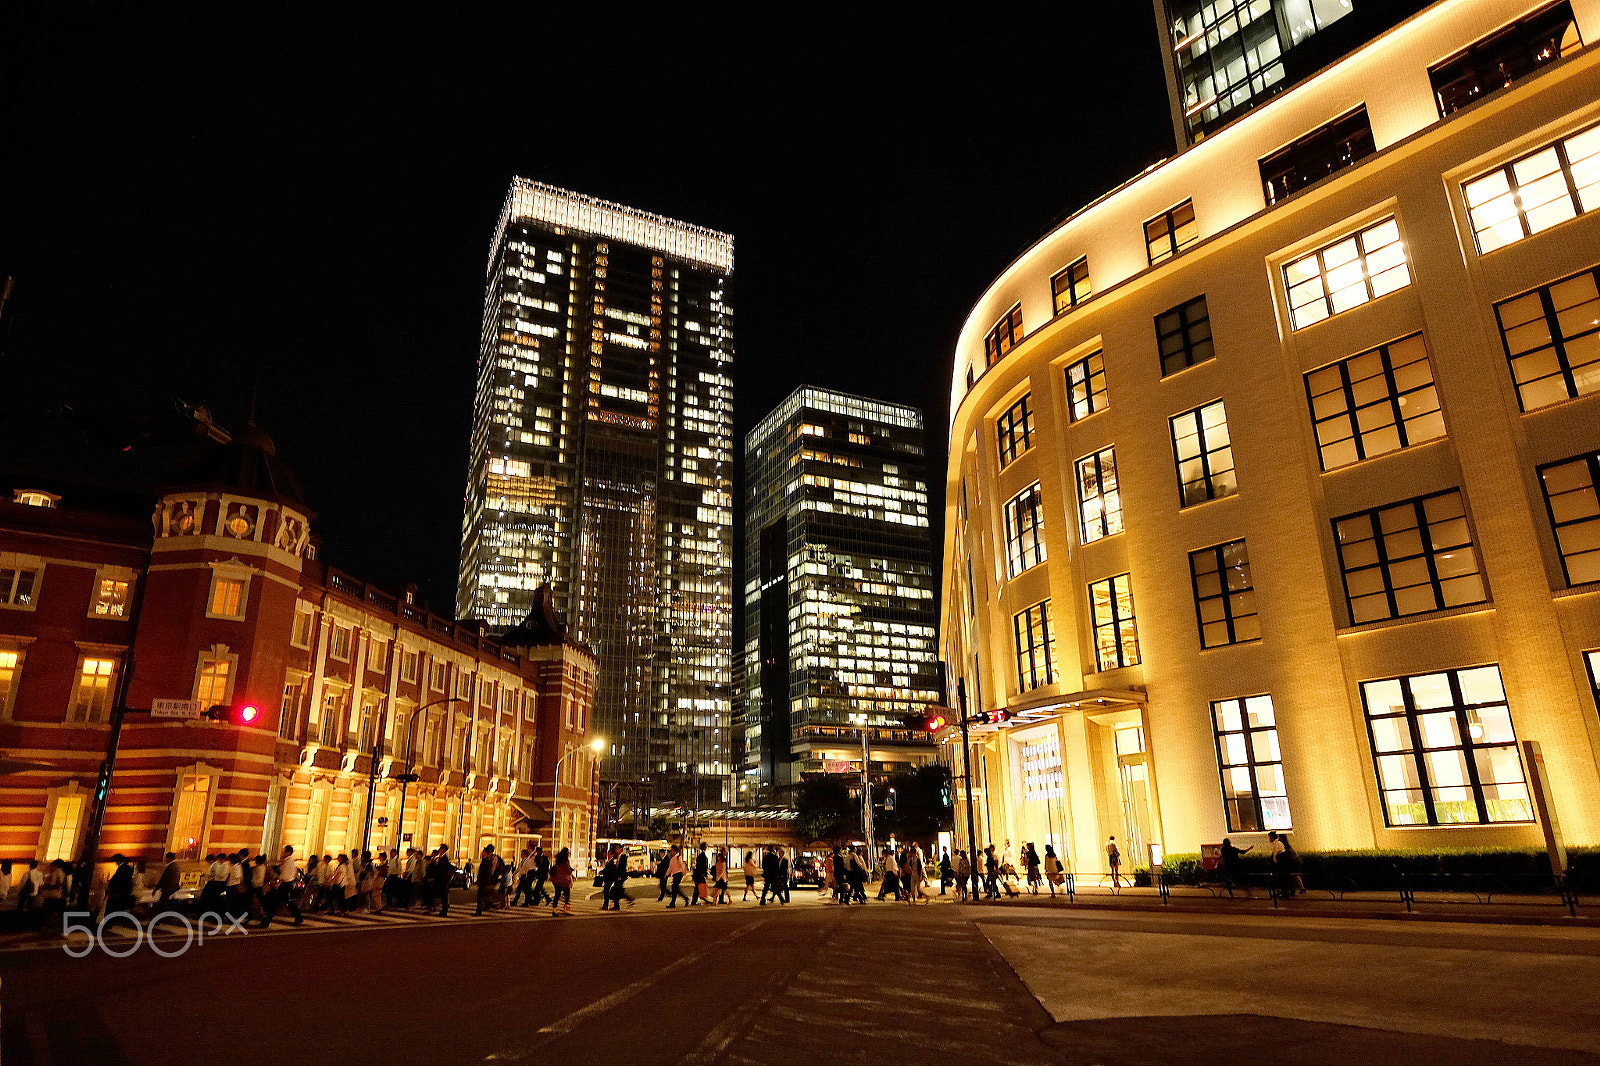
(758, 845, 782, 905)
(939, 849, 953, 895)
(549, 846, 573, 916)
(17, 859, 41, 916)
(105, 854, 136, 916)
(531, 846, 551, 906)
(1043, 844, 1064, 897)
(953, 850, 970, 901)
(1220, 837, 1252, 897)
(1106, 836, 1122, 888)
(1269, 832, 1304, 896)
(713, 848, 730, 904)
(1024, 843, 1042, 894)
(741, 850, 758, 901)
(665, 844, 689, 907)
(512, 847, 536, 906)
(830, 848, 849, 905)
(431, 846, 454, 916)
(473, 845, 498, 916)
(690, 843, 709, 906)
(655, 847, 672, 902)
(877, 846, 900, 901)
(902, 844, 926, 904)
(154, 852, 182, 910)
(778, 850, 791, 904)
(984, 845, 1001, 900)
(259, 845, 305, 927)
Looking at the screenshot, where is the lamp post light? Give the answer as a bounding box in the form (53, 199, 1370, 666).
(390, 696, 468, 854)
(552, 737, 604, 864)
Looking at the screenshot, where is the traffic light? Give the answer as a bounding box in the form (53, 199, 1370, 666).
(924, 712, 948, 732)
(204, 703, 261, 726)
(940, 784, 952, 807)
(975, 708, 1011, 726)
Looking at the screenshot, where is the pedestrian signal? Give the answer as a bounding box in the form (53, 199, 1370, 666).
(204, 703, 261, 726)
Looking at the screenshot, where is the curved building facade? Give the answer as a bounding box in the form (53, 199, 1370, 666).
(942, 0, 1600, 871)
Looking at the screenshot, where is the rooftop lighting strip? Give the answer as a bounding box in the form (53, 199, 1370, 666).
(489, 178, 735, 276)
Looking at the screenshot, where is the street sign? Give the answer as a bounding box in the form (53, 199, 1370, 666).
(150, 699, 201, 719)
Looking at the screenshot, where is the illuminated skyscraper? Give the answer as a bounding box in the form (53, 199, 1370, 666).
(459, 179, 735, 800)
(739, 387, 940, 792)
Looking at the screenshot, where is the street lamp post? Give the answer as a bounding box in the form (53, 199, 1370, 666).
(552, 737, 604, 865)
(390, 696, 467, 854)
(956, 679, 981, 902)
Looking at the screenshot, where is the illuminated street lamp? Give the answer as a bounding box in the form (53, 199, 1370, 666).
(552, 737, 604, 862)
(388, 696, 468, 854)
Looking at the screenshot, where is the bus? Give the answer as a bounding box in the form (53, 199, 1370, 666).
(593, 838, 669, 877)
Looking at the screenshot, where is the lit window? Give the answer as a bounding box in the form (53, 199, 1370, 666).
(13, 490, 58, 508)
(1003, 484, 1048, 577)
(1538, 451, 1600, 585)
(368, 640, 388, 673)
(1051, 257, 1091, 314)
(330, 625, 352, 660)
(1465, 122, 1600, 253)
(0, 566, 39, 609)
(1261, 107, 1375, 205)
(1334, 489, 1486, 624)
(1170, 401, 1236, 507)
(1212, 695, 1291, 832)
(71, 657, 117, 723)
(1089, 574, 1140, 671)
(208, 575, 246, 619)
(279, 683, 302, 742)
(169, 773, 214, 860)
(996, 394, 1034, 468)
(90, 576, 132, 618)
(1013, 600, 1056, 691)
(1190, 539, 1259, 648)
(42, 791, 85, 861)
(984, 304, 1024, 366)
(1361, 665, 1531, 826)
(291, 607, 315, 648)
(1156, 296, 1214, 377)
(402, 649, 419, 682)
(1284, 217, 1410, 329)
(1145, 200, 1198, 265)
(195, 656, 232, 706)
(1064, 351, 1107, 422)
(1304, 334, 1445, 470)
(1430, 3, 1581, 118)
(0, 649, 20, 717)
(1493, 267, 1600, 410)
(1075, 448, 1123, 543)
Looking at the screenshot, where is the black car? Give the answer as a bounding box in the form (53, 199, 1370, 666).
(790, 857, 823, 888)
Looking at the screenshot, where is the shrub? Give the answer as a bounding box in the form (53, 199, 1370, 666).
(1152, 846, 1598, 893)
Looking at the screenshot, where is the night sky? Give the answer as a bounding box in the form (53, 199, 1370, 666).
(0, 8, 1171, 614)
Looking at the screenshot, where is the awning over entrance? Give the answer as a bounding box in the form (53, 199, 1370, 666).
(509, 796, 550, 828)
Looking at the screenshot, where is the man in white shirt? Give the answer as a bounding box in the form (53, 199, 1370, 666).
(259, 845, 303, 927)
(512, 847, 537, 907)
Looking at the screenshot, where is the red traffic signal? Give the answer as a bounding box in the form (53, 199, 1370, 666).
(924, 712, 949, 732)
(204, 703, 261, 726)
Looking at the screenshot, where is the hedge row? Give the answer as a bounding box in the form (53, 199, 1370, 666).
(1147, 846, 1598, 893)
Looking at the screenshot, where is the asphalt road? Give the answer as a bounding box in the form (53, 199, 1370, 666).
(2, 893, 1597, 1066)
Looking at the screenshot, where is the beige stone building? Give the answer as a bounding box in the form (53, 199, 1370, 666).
(942, 0, 1600, 872)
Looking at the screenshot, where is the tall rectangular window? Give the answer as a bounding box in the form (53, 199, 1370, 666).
(0, 566, 38, 608)
(1538, 451, 1600, 585)
(320, 693, 343, 746)
(1013, 600, 1056, 691)
(1494, 268, 1600, 410)
(1212, 695, 1291, 832)
(1305, 334, 1445, 470)
(43, 793, 85, 861)
(291, 607, 315, 648)
(1284, 217, 1411, 329)
(71, 657, 117, 723)
(1075, 448, 1123, 543)
(330, 625, 352, 661)
(984, 304, 1024, 366)
(90, 576, 132, 618)
(996, 394, 1035, 468)
(1065, 351, 1107, 421)
(1261, 107, 1376, 205)
(368, 640, 389, 673)
(1090, 574, 1140, 671)
(1156, 296, 1214, 377)
(402, 649, 419, 682)
(1171, 400, 1236, 507)
(0, 649, 20, 717)
(1430, 3, 1580, 118)
(279, 683, 302, 741)
(1190, 539, 1259, 648)
(1334, 489, 1486, 624)
(170, 773, 214, 859)
(1051, 256, 1091, 313)
(1145, 200, 1198, 265)
(1361, 665, 1531, 826)
(1464, 122, 1600, 252)
(195, 656, 232, 707)
(208, 575, 246, 619)
(1003, 484, 1048, 577)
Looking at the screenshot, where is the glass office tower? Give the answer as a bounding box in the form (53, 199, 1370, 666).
(739, 387, 941, 793)
(459, 179, 734, 801)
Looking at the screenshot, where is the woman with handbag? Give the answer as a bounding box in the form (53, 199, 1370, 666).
(1024, 843, 1043, 894)
(549, 847, 574, 916)
(1042, 844, 1064, 898)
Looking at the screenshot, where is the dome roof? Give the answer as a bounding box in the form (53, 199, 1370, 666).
(165, 425, 309, 508)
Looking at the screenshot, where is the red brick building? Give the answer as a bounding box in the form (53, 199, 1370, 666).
(0, 429, 599, 876)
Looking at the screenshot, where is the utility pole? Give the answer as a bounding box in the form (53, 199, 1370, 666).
(956, 679, 981, 902)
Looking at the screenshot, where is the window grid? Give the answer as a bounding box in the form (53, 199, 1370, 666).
(71, 657, 117, 723)
(91, 577, 131, 618)
(1145, 200, 1198, 265)
(1537, 451, 1600, 586)
(1190, 539, 1259, 648)
(1156, 296, 1214, 377)
(984, 304, 1024, 366)
(208, 576, 245, 619)
(1464, 121, 1600, 253)
(1211, 694, 1291, 832)
(1284, 217, 1411, 329)
(1090, 574, 1140, 671)
(1494, 267, 1600, 410)
(1065, 351, 1108, 421)
(1361, 665, 1531, 827)
(1051, 257, 1092, 314)
(1261, 107, 1376, 205)
(996, 394, 1035, 468)
(1003, 483, 1048, 577)
(1334, 489, 1487, 624)
(1305, 334, 1445, 471)
(0, 567, 38, 608)
(279, 683, 302, 742)
(1075, 448, 1124, 544)
(1013, 600, 1056, 691)
(195, 657, 231, 707)
(1171, 400, 1236, 507)
(1430, 3, 1580, 118)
